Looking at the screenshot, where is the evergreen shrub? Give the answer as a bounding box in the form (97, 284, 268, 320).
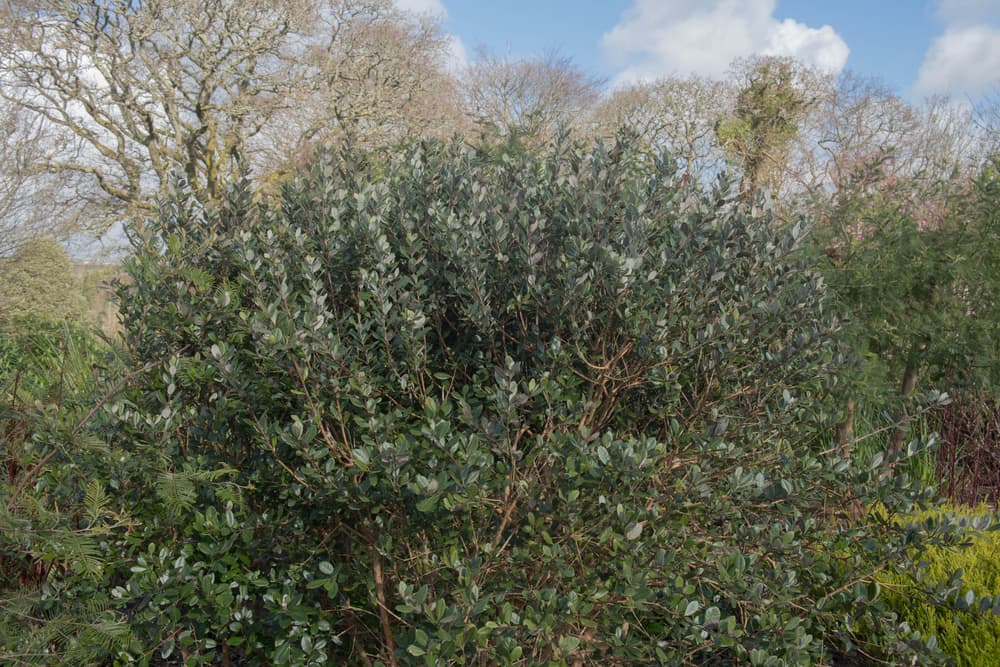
(104, 135, 958, 665)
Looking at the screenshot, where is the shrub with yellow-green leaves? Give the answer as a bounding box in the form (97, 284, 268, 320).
(884, 505, 1000, 667)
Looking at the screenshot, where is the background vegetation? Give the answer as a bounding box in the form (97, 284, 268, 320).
(0, 2, 998, 665)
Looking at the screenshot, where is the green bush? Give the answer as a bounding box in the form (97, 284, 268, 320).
(0, 318, 109, 399)
(883, 505, 1000, 667)
(806, 158, 1000, 479)
(0, 236, 87, 324)
(94, 134, 965, 666)
(0, 323, 132, 665)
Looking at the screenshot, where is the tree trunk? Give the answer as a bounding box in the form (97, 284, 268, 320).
(834, 398, 855, 457)
(889, 361, 920, 454)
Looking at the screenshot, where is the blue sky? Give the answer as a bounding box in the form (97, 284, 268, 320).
(397, 0, 1000, 100)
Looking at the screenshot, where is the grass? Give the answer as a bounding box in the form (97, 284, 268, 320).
(848, 399, 940, 488)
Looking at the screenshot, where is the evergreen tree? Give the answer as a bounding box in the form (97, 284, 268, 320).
(0, 236, 86, 323)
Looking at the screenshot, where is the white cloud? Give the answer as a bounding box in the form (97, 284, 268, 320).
(915, 1, 1000, 97)
(602, 0, 849, 86)
(764, 20, 848, 71)
(916, 25, 1000, 97)
(936, 0, 1000, 25)
(393, 0, 447, 18)
(444, 34, 469, 73)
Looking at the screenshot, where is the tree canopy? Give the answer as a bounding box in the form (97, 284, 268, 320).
(0, 0, 458, 226)
(0, 235, 85, 322)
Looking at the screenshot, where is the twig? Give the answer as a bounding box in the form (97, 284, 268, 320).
(8, 348, 182, 511)
(74, 350, 179, 435)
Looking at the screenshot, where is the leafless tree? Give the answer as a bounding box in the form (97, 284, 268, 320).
(973, 89, 1000, 155)
(788, 72, 986, 206)
(254, 0, 465, 175)
(787, 73, 914, 195)
(459, 50, 601, 140)
(0, 98, 96, 255)
(591, 75, 733, 183)
(905, 95, 985, 180)
(0, 0, 458, 230)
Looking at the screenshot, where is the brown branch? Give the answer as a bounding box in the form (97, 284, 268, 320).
(371, 547, 399, 667)
(246, 407, 311, 488)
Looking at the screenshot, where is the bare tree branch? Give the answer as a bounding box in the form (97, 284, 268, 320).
(0, 0, 461, 235)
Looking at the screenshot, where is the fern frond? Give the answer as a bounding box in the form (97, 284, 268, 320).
(73, 433, 110, 455)
(77, 618, 133, 656)
(0, 594, 131, 666)
(152, 465, 238, 514)
(83, 480, 109, 525)
(156, 471, 197, 511)
(57, 532, 104, 579)
(191, 465, 238, 483)
(178, 266, 213, 292)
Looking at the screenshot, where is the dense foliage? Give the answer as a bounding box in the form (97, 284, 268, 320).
(0, 323, 133, 664)
(2, 10, 999, 662)
(805, 156, 1000, 500)
(46, 134, 959, 666)
(882, 505, 1000, 667)
(814, 161, 1000, 397)
(0, 237, 87, 323)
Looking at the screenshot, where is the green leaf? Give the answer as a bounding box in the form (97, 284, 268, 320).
(626, 522, 644, 541)
(597, 445, 610, 465)
(160, 637, 175, 659)
(416, 496, 438, 513)
(558, 636, 580, 653)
